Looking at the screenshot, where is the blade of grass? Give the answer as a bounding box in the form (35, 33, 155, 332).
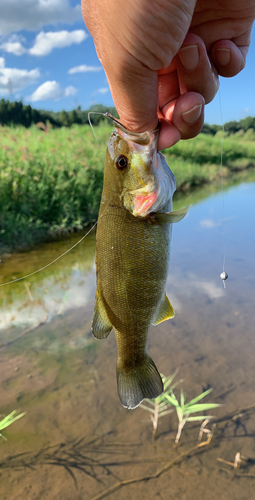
(185, 416, 215, 422)
(186, 388, 213, 407)
(183, 403, 220, 413)
(0, 410, 26, 431)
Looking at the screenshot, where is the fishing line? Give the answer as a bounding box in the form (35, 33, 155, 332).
(0, 114, 115, 289)
(1, 112, 161, 289)
(88, 111, 121, 148)
(0, 223, 98, 288)
(88, 111, 106, 149)
(0, 196, 114, 288)
(218, 83, 228, 288)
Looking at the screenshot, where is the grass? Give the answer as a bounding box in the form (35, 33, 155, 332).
(164, 387, 220, 443)
(139, 371, 183, 439)
(1, 123, 255, 253)
(0, 410, 26, 441)
(140, 372, 220, 442)
(0, 123, 109, 253)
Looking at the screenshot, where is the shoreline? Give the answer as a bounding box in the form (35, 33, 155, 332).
(1, 166, 255, 258)
(1, 124, 255, 256)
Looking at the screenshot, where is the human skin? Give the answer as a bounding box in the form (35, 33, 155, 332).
(82, 0, 255, 150)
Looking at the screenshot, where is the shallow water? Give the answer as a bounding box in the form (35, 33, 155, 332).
(0, 177, 255, 500)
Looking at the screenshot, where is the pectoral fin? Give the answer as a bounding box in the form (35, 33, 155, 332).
(92, 289, 113, 339)
(156, 206, 190, 224)
(152, 293, 175, 326)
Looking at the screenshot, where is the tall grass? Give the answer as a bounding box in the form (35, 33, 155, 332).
(1, 123, 255, 253)
(0, 124, 108, 252)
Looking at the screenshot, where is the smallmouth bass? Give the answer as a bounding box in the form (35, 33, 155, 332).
(92, 118, 188, 409)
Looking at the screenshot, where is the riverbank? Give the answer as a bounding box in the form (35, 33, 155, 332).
(1, 123, 255, 254)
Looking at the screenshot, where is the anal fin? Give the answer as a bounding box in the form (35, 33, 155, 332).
(152, 293, 175, 326)
(92, 289, 113, 339)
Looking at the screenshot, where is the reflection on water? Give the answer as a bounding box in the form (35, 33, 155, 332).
(0, 177, 255, 500)
(0, 233, 96, 336)
(1, 175, 254, 336)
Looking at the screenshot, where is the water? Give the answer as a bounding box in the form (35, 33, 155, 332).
(0, 178, 255, 500)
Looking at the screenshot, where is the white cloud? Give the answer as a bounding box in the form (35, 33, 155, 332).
(0, 41, 26, 55)
(93, 87, 109, 95)
(166, 271, 224, 303)
(29, 30, 87, 56)
(29, 80, 76, 101)
(0, 57, 40, 94)
(200, 216, 235, 229)
(192, 278, 224, 300)
(0, 30, 87, 57)
(0, 0, 82, 36)
(68, 64, 102, 74)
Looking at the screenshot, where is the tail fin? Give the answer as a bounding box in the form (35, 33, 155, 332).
(117, 356, 163, 409)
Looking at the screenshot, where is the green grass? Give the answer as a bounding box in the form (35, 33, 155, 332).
(0, 123, 109, 253)
(1, 123, 255, 253)
(140, 371, 220, 443)
(0, 410, 26, 441)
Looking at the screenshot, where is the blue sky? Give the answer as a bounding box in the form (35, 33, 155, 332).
(0, 0, 254, 125)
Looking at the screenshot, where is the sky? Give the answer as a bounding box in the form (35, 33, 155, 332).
(0, 0, 254, 125)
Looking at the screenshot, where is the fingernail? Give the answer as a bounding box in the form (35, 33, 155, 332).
(182, 104, 202, 125)
(179, 45, 199, 71)
(216, 48, 231, 66)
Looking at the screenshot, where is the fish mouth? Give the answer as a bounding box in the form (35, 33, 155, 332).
(133, 191, 158, 216)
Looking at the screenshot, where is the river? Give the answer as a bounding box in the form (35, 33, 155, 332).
(0, 176, 255, 500)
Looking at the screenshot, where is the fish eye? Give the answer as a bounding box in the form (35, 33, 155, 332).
(116, 155, 128, 170)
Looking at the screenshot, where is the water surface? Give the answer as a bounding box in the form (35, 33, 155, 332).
(0, 178, 255, 500)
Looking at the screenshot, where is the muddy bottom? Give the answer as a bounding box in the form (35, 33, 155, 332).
(0, 181, 255, 500)
(0, 293, 254, 500)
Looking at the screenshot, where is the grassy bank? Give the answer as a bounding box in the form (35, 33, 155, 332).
(1, 123, 255, 253)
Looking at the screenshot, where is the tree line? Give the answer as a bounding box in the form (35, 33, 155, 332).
(0, 100, 118, 128)
(0, 98, 254, 135)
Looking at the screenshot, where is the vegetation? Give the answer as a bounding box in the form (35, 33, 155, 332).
(140, 372, 220, 443)
(1, 98, 255, 133)
(164, 387, 220, 443)
(139, 371, 183, 439)
(1, 107, 255, 254)
(0, 410, 26, 441)
(0, 99, 117, 128)
(0, 124, 109, 253)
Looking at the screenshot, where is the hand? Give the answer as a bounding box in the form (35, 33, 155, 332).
(82, 0, 255, 149)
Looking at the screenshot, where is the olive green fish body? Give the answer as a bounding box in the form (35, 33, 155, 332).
(93, 125, 188, 409)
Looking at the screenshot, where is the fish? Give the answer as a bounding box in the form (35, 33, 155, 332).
(92, 117, 189, 409)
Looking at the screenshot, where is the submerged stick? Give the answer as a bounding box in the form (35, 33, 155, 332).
(89, 436, 212, 500)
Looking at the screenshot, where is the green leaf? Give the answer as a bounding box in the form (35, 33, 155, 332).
(164, 393, 179, 407)
(183, 403, 220, 414)
(139, 405, 155, 414)
(185, 416, 214, 422)
(176, 407, 183, 422)
(161, 369, 178, 391)
(0, 410, 26, 431)
(186, 388, 213, 407)
(158, 403, 171, 413)
(143, 399, 156, 407)
(158, 409, 174, 418)
(180, 389, 185, 408)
